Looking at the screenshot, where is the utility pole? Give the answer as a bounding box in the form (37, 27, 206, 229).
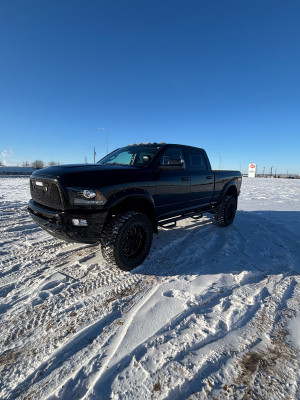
(263, 166, 265, 176)
(270, 166, 274, 177)
(94, 147, 96, 163)
(217, 152, 222, 170)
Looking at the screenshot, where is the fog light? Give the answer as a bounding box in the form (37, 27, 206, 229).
(72, 219, 88, 226)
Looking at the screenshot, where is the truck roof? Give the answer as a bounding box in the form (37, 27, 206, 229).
(125, 142, 205, 151)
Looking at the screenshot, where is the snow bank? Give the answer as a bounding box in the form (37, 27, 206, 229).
(0, 166, 34, 175)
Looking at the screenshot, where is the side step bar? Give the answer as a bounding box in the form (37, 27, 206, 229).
(158, 211, 203, 229)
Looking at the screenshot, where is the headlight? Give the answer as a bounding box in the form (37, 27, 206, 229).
(67, 188, 107, 206)
(83, 190, 97, 199)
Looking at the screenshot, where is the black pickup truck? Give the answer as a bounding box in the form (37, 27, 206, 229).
(28, 143, 242, 270)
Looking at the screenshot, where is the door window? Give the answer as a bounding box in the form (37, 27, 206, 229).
(160, 148, 185, 166)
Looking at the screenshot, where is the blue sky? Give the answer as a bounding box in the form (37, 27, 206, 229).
(0, 0, 299, 174)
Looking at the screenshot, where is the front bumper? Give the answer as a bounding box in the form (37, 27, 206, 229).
(28, 199, 108, 244)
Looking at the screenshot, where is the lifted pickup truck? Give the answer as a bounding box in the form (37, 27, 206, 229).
(28, 143, 242, 270)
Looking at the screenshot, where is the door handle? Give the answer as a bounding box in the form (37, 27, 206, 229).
(206, 176, 213, 179)
(181, 177, 190, 181)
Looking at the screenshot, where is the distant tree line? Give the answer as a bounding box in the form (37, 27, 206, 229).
(25, 160, 60, 169)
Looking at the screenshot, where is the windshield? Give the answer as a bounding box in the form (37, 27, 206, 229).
(98, 145, 163, 167)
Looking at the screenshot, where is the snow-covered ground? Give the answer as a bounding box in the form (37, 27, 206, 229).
(1, 177, 300, 399)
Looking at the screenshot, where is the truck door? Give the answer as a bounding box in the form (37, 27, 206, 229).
(154, 146, 191, 217)
(185, 148, 214, 207)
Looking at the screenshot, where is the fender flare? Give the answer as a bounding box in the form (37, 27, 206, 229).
(103, 188, 157, 232)
(104, 188, 155, 209)
(217, 180, 238, 205)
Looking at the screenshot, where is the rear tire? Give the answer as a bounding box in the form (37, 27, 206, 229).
(214, 195, 237, 227)
(100, 211, 153, 271)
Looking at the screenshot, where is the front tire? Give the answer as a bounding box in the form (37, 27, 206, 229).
(214, 195, 237, 227)
(100, 211, 153, 271)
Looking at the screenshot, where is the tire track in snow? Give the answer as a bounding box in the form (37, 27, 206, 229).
(78, 283, 160, 400)
(0, 262, 143, 350)
(7, 276, 158, 400)
(108, 274, 299, 400)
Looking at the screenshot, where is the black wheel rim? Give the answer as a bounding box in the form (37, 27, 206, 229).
(122, 224, 146, 259)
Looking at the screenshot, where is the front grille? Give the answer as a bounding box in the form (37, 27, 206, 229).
(30, 178, 64, 210)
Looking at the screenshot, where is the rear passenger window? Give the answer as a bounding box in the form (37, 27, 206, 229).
(187, 149, 208, 171)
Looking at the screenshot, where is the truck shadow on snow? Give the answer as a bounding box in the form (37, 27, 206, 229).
(134, 210, 300, 277)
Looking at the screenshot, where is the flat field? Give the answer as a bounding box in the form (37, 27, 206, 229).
(1, 177, 300, 399)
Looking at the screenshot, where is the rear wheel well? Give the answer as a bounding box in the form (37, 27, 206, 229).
(224, 185, 238, 201)
(107, 197, 157, 233)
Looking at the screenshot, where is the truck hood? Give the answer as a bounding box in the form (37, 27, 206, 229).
(31, 164, 145, 188)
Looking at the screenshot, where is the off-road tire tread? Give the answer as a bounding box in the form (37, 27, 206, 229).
(100, 211, 152, 270)
(214, 195, 237, 227)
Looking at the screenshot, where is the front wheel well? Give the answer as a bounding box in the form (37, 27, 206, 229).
(106, 197, 157, 233)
